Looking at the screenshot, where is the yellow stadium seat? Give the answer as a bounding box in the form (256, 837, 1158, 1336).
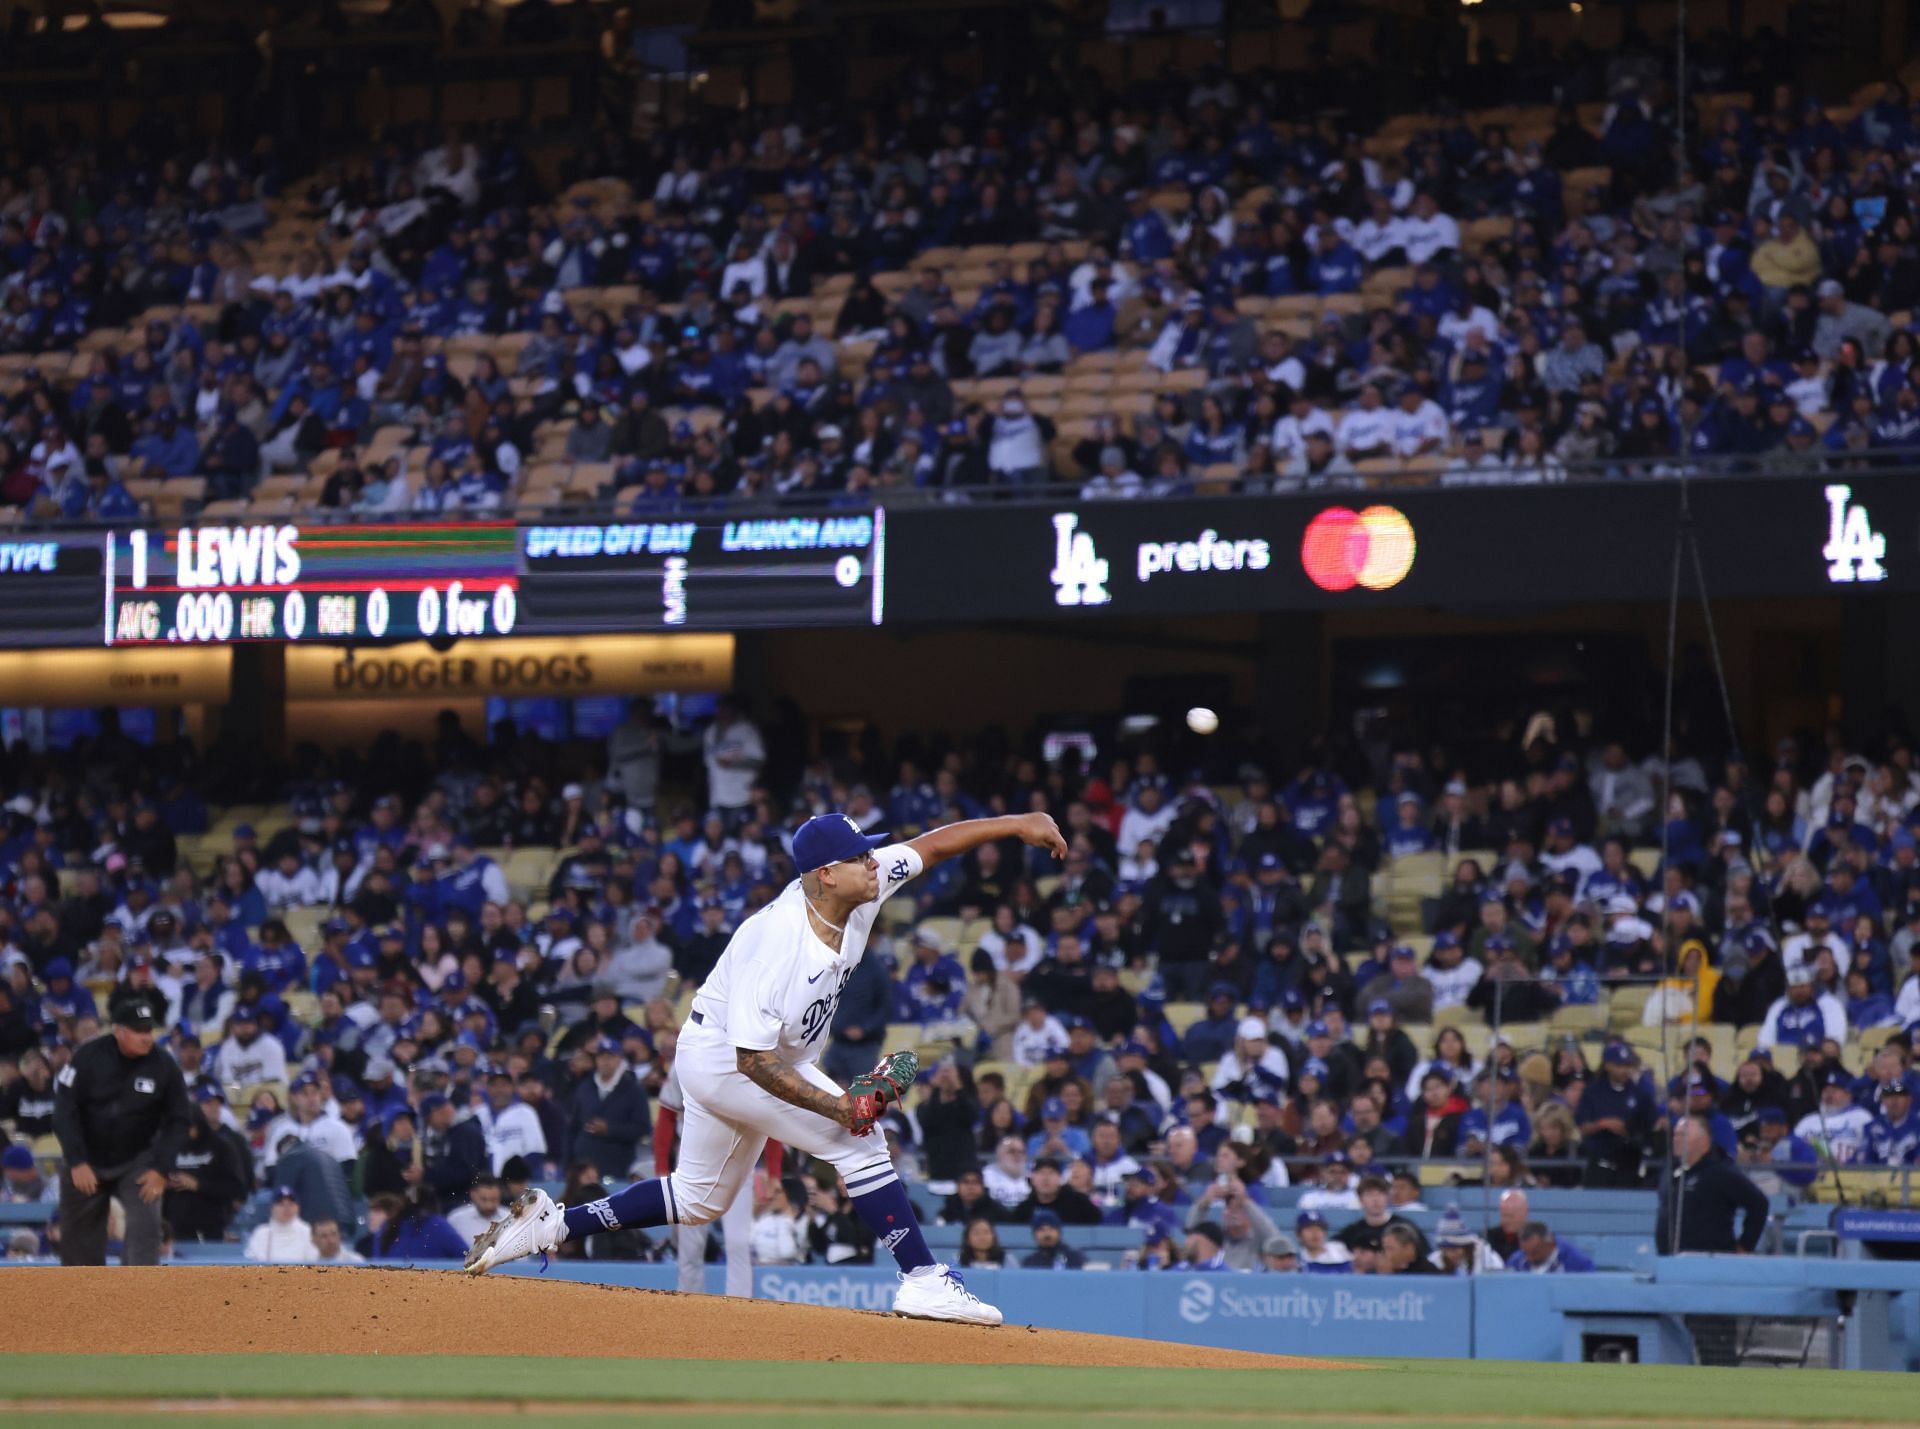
(1548, 1003, 1609, 1036)
(915, 916, 964, 950)
(504, 848, 558, 901)
(1164, 1001, 1207, 1036)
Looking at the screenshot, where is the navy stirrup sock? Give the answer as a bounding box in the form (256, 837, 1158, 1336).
(848, 1179, 936, 1273)
(563, 1177, 672, 1239)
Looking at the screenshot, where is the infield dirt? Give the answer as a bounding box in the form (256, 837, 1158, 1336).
(15, 1267, 1350, 1369)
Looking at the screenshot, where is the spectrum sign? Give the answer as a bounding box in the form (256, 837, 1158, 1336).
(1299, 506, 1417, 592)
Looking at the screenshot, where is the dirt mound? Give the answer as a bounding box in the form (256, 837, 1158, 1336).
(14, 1267, 1347, 1370)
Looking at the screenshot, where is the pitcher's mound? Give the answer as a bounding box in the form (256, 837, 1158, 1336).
(12, 1267, 1348, 1370)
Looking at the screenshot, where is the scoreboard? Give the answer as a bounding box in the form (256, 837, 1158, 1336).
(105, 523, 520, 646)
(0, 535, 109, 647)
(0, 510, 886, 651)
(518, 512, 883, 631)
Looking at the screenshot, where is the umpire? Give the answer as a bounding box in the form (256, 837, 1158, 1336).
(52, 993, 192, 1265)
(1656, 1111, 1770, 1255)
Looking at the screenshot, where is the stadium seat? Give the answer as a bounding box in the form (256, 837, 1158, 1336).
(1609, 985, 1655, 1029)
(1163, 1001, 1206, 1036)
(504, 848, 558, 901)
(915, 916, 964, 950)
(1548, 1003, 1610, 1036)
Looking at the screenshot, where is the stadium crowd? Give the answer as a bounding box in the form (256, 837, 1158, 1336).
(1, 690, 1918, 1271)
(9, 36, 1920, 520)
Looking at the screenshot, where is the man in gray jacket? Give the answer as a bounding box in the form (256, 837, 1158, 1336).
(1186, 1175, 1280, 1271)
(1812, 277, 1891, 360)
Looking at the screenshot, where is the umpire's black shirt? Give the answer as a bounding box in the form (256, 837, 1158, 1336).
(53, 1033, 193, 1174)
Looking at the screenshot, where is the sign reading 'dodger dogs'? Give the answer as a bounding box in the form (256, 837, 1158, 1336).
(282, 634, 733, 700)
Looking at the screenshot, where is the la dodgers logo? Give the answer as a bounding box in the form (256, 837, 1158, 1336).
(1050, 512, 1110, 607)
(1824, 484, 1887, 583)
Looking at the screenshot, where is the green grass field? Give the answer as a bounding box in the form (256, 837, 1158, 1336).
(0, 1354, 1907, 1428)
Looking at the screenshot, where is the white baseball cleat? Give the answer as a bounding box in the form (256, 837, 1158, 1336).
(892, 1264, 1003, 1326)
(464, 1188, 566, 1275)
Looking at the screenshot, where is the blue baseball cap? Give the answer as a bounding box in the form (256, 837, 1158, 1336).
(1296, 1210, 1328, 1229)
(791, 813, 890, 873)
(1305, 1018, 1330, 1038)
(1042, 1096, 1068, 1120)
(2, 1143, 35, 1170)
(1602, 1042, 1635, 1066)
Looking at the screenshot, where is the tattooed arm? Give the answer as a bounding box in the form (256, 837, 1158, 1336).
(737, 1048, 854, 1129)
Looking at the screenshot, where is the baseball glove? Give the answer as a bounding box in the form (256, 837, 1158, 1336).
(846, 1049, 919, 1136)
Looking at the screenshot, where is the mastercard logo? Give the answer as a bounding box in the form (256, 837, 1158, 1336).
(1300, 505, 1417, 592)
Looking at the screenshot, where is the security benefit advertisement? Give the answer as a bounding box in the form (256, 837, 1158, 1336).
(882, 476, 1920, 621)
(283, 634, 734, 702)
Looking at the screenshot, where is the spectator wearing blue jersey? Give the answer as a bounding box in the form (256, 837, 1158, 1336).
(1844, 967, 1898, 1032)
(1866, 1083, 1920, 1165)
(1506, 1221, 1595, 1273)
(1539, 931, 1602, 1006)
(1063, 276, 1117, 353)
(374, 1187, 469, 1261)
(1459, 1066, 1533, 1154)
(1744, 1106, 1821, 1189)
(1282, 768, 1345, 838)
(129, 407, 201, 477)
(1759, 964, 1847, 1051)
(35, 959, 97, 1030)
(1106, 1166, 1182, 1240)
(1306, 226, 1363, 295)
(1295, 1210, 1354, 1273)
(1025, 1097, 1092, 1163)
(1181, 985, 1242, 1066)
(1384, 794, 1435, 858)
(436, 836, 510, 920)
(898, 925, 967, 1026)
